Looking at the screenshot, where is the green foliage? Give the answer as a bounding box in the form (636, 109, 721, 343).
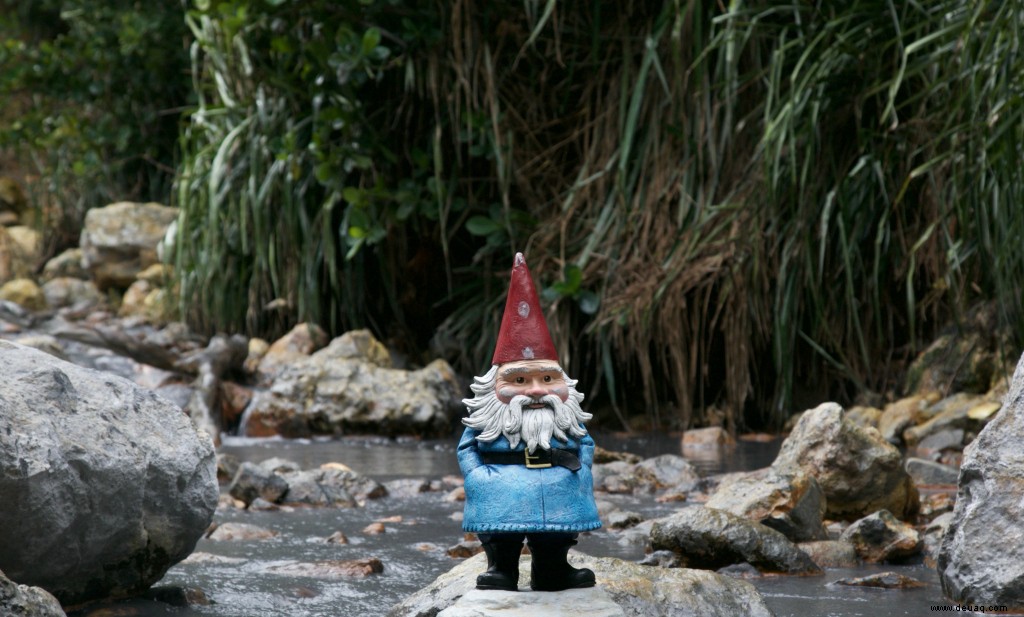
(174, 0, 1024, 432)
(174, 0, 446, 340)
(0, 0, 190, 246)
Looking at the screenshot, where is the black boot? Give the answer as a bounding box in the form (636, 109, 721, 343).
(476, 538, 522, 591)
(527, 536, 596, 591)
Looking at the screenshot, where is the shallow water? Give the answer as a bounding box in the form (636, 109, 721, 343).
(67, 433, 954, 617)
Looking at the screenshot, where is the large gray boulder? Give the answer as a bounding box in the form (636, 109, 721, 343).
(648, 506, 821, 575)
(0, 340, 218, 604)
(243, 330, 461, 437)
(938, 353, 1024, 610)
(0, 569, 65, 617)
(772, 402, 918, 521)
(389, 551, 776, 617)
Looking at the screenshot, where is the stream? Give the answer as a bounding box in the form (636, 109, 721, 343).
(64, 432, 946, 617)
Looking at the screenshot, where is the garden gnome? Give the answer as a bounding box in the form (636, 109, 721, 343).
(457, 252, 600, 592)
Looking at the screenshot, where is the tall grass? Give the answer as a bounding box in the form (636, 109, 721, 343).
(175, 0, 1023, 430)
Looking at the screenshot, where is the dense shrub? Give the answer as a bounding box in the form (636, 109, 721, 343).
(0, 0, 191, 248)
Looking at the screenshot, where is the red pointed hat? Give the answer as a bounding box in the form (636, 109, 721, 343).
(491, 252, 558, 365)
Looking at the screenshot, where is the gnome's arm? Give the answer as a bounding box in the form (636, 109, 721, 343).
(580, 433, 596, 469)
(457, 426, 485, 477)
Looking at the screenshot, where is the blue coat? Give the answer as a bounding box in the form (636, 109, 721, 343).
(457, 427, 602, 533)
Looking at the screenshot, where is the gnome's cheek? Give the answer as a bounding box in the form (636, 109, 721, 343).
(551, 386, 569, 401)
(497, 388, 517, 403)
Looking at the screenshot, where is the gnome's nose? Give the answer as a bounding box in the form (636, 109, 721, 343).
(525, 385, 547, 398)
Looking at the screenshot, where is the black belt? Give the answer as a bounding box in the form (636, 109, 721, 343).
(479, 448, 581, 471)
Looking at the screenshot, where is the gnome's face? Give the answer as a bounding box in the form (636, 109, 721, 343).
(495, 359, 570, 405)
(462, 363, 591, 452)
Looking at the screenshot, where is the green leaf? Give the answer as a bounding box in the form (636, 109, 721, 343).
(362, 28, 382, 57)
(465, 215, 502, 236)
(348, 226, 366, 239)
(342, 186, 363, 205)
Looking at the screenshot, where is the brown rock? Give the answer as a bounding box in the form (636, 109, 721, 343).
(363, 522, 386, 535)
(840, 510, 921, 563)
(772, 402, 919, 521)
(446, 540, 483, 558)
(269, 558, 383, 578)
(797, 540, 859, 568)
(833, 572, 926, 589)
(207, 522, 278, 541)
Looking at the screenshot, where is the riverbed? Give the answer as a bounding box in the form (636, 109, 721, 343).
(67, 433, 946, 617)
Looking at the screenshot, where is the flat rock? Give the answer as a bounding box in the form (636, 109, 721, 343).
(905, 458, 959, 486)
(439, 588, 624, 617)
(649, 506, 821, 575)
(389, 552, 776, 617)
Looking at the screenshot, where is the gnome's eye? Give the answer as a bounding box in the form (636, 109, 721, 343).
(543, 375, 552, 382)
(515, 377, 525, 384)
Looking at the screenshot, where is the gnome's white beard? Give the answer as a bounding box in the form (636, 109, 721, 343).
(462, 365, 592, 453)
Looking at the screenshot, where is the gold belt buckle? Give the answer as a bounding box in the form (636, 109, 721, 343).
(524, 449, 552, 469)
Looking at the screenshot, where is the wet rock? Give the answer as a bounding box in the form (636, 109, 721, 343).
(447, 540, 483, 558)
(844, 405, 882, 429)
(207, 522, 277, 541)
(905, 458, 959, 486)
(362, 523, 386, 535)
(279, 468, 364, 507)
(244, 337, 270, 373)
(244, 330, 461, 437)
(923, 511, 955, 561)
(118, 279, 173, 323)
(41, 277, 105, 310)
(79, 201, 178, 290)
(682, 426, 736, 449)
(13, 334, 66, 360)
(269, 558, 383, 578)
(919, 491, 956, 519)
(0, 341, 218, 605)
(0, 278, 47, 311)
(143, 585, 212, 608)
(215, 454, 239, 485)
(649, 506, 822, 575)
(325, 531, 349, 544)
(634, 454, 702, 492)
(904, 316, 999, 396)
(913, 429, 965, 457)
(878, 394, 935, 444)
(638, 550, 683, 568)
(593, 456, 701, 496)
(41, 248, 87, 281)
(0, 569, 66, 617)
(716, 563, 762, 579)
(833, 572, 926, 589)
(706, 467, 827, 542)
(772, 402, 919, 521)
(903, 393, 985, 447)
(605, 509, 643, 530)
(389, 552, 775, 617)
(218, 381, 252, 429)
(938, 352, 1024, 611)
(593, 446, 642, 465)
(384, 478, 434, 498)
(255, 323, 328, 379)
(840, 510, 921, 563)
(228, 461, 289, 506)
(0, 225, 41, 283)
(440, 588, 624, 617)
(796, 541, 859, 568)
